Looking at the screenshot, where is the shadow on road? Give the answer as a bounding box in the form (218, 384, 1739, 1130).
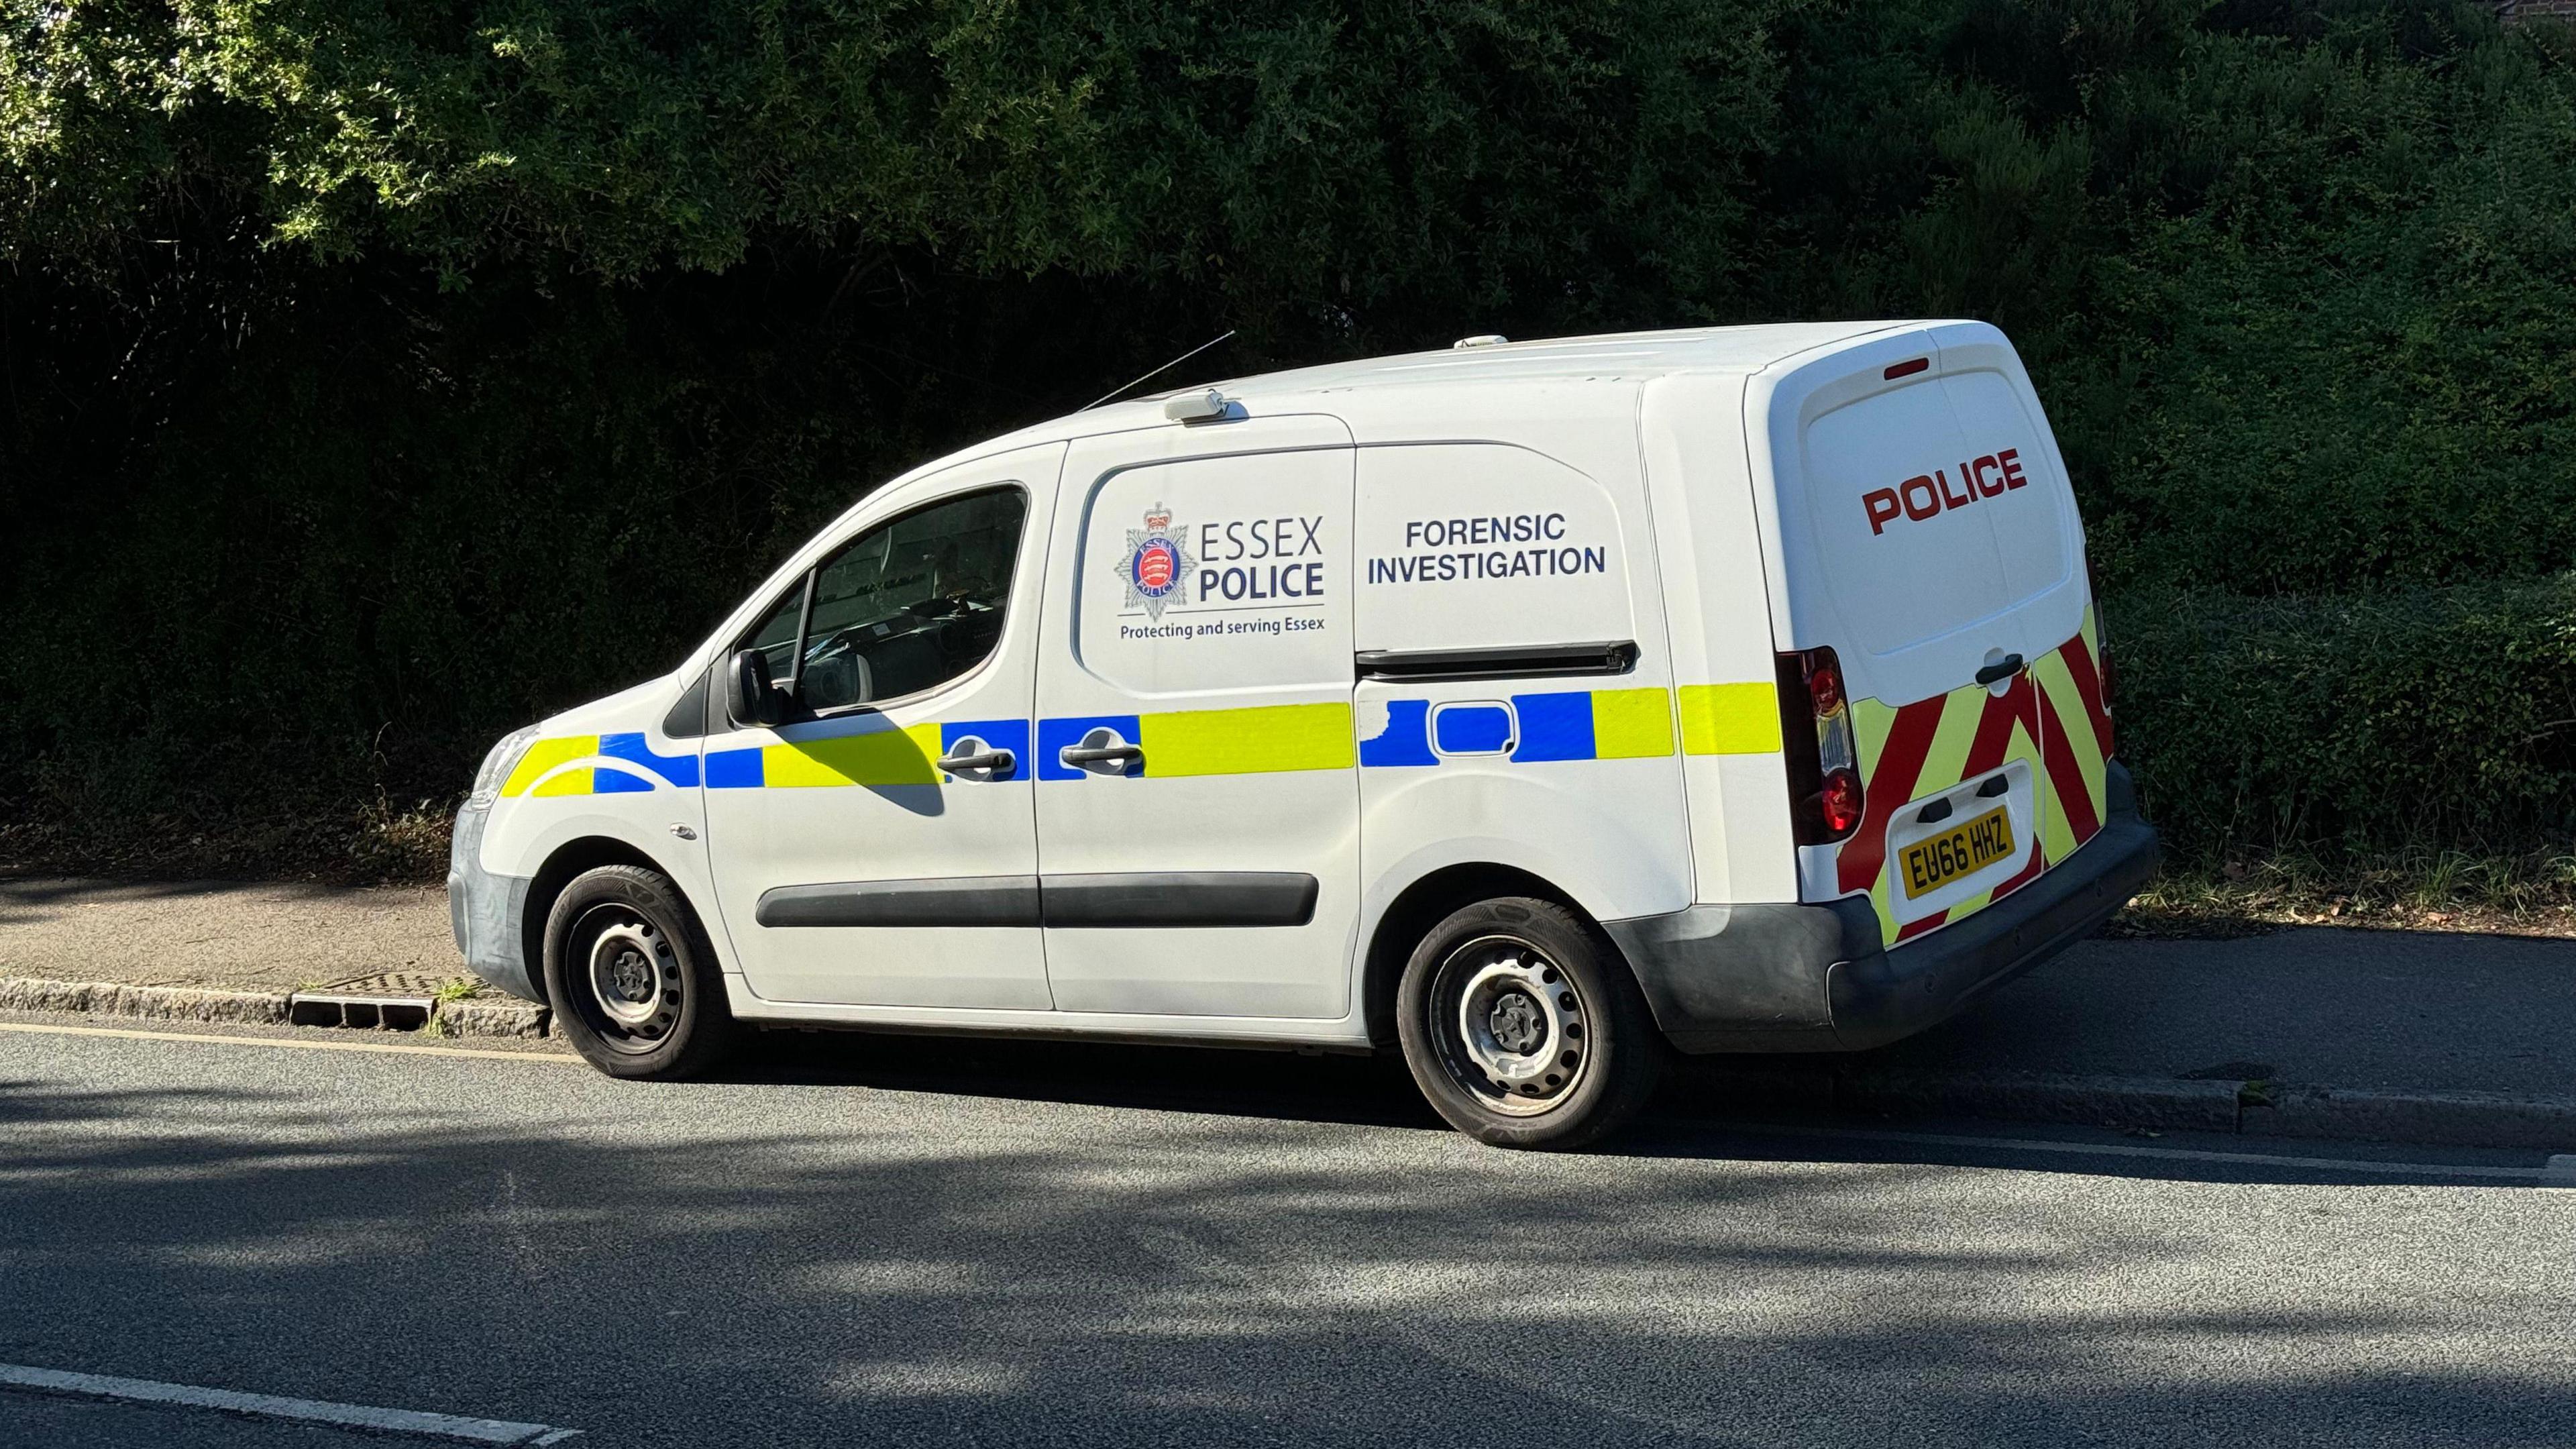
(1, 1035, 2566, 1449)
(705, 1027, 2533, 1189)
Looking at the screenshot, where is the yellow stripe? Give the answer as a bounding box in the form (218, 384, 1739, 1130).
(1678, 682, 1782, 756)
(1913, 685, 1985, 803)
(504, 735, 598, 798)
(763, 721, 944, 788)
(1591, 688, 1677, 759)
(1142, 702, 1355, 777)
(1847, 694, 1898, 775)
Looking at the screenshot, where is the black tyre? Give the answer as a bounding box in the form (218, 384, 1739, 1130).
(542, 864, 739, 1080)
(1395, 896, 1665, 1148)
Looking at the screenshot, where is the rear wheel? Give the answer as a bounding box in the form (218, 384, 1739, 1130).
(542, 864, 739, 1080)
(1395, 896, 1665, 1148)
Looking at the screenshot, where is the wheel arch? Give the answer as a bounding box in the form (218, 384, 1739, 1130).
(520, 835, 689, 1006)
(1360, 862, 1617, 1049)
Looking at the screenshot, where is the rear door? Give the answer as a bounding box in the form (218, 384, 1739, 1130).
(1032, 415, 1361, 1020)
(1747, 323, 2089, 943)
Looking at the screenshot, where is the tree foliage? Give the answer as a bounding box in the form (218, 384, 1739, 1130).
(2, 0, 2573, 871)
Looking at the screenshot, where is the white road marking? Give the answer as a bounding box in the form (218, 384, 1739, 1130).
(0, 1362, 581, 1444)
(1720, 1120, 2559, 1182)
(0, 1020, 575, 1063)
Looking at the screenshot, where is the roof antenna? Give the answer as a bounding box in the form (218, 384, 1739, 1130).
(1079, 329, 1238, 412)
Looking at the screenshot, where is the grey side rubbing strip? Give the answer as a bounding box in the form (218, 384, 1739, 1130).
(755, 872, 1320, 928)
(757, 876, 1042, 928)
(1040, 871, 1318, 928)
(1356, 640, 1638, 683)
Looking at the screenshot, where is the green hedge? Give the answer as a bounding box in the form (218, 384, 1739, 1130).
(5, 0, 2576, 878)
(2110, 578, 2576, 859)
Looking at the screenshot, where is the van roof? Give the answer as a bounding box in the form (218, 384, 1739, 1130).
(898, 319, 1949, 486)
(1195, 319, 1921, 400)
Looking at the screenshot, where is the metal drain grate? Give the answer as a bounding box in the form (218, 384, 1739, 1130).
(286, 971, 447, 1030)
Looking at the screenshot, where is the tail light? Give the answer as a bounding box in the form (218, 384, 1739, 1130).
(1777, 646, 1865, 844)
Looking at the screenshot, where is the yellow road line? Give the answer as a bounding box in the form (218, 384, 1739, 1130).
(0, 1020, 578, 1063)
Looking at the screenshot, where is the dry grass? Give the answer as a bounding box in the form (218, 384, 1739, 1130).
(2114, 848, 2576, 939)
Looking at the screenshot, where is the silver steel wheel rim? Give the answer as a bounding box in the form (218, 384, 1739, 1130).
(584, 912, 680, 1041)
(1434, 934, 1588, 1116)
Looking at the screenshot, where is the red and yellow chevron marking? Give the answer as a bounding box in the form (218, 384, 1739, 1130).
(2031, 607, 2113, 866)
(1837, 608, 2115, 944)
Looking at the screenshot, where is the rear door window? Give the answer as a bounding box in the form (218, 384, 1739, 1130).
(1939, 369, 2072, 608)
(1801, 379, 2015, 657)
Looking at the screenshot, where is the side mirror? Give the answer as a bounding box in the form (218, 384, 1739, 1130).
(729, 648, 790, 728)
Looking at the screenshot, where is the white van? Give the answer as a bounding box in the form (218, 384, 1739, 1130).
(450, 322, 2156, 1147)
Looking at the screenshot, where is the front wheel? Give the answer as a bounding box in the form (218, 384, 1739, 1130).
(1394, 896, 1665, 1149)
(542, 864, 739, 1080)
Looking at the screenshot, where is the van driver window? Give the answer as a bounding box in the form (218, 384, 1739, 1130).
(738, 487, 1026, 714)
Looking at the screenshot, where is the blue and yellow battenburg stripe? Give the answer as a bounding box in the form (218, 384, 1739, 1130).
(706, 717, 1030, 789)
(1036, 702, 1353, 780)
(498, 682, 1782, 796)
(500, 733, 701, 798)
(1356, 684, 1778, 766)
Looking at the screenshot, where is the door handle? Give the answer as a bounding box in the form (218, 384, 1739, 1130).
(936, 746, 1016, 777)
(1059, 742, 1145, 775)
(1974, 653, 2025, 686)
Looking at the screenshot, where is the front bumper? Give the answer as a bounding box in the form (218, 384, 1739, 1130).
(1606, 761, 2160, 1054)
(447, 804, 542, 1002)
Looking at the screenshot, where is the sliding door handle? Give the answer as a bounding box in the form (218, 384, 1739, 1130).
(1059, 743, 1145, 775)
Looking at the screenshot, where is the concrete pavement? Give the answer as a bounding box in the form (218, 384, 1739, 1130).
(1, 1019, 2571, 1447)
(0, 875, 451, 994)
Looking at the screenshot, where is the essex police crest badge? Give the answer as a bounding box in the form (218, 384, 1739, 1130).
(1120, 504, 1194, 621)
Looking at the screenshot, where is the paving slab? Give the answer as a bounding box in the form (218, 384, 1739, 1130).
(0, 875, 455, 994)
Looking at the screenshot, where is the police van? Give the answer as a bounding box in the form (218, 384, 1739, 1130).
(450, 321, 2158, 1147)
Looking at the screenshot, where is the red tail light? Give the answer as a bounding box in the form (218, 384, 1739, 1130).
(1819, 767, 1865, 835)
(1777, 646, 1865, 845)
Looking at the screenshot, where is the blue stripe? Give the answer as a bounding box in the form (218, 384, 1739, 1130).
(1508, 692, 1596, 762)
(1434, 704, 1513, 754)
(599, 733, 700, 788)
(942, 717, 1032, 780)
(1036, 714, 1142, 781)
(1358, 700, 1438, 767)
(705, 747, 765, 789)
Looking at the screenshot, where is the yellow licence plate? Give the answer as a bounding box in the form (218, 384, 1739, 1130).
(1899, 805, 2017, 900)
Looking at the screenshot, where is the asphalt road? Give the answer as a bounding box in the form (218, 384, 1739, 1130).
(3, 1021, 2571, 1448)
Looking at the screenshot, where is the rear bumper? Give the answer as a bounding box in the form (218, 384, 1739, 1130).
(1605, 761, 2159, 1054)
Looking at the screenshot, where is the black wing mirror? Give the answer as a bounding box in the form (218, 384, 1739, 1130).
(729, 648, 791, 728)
